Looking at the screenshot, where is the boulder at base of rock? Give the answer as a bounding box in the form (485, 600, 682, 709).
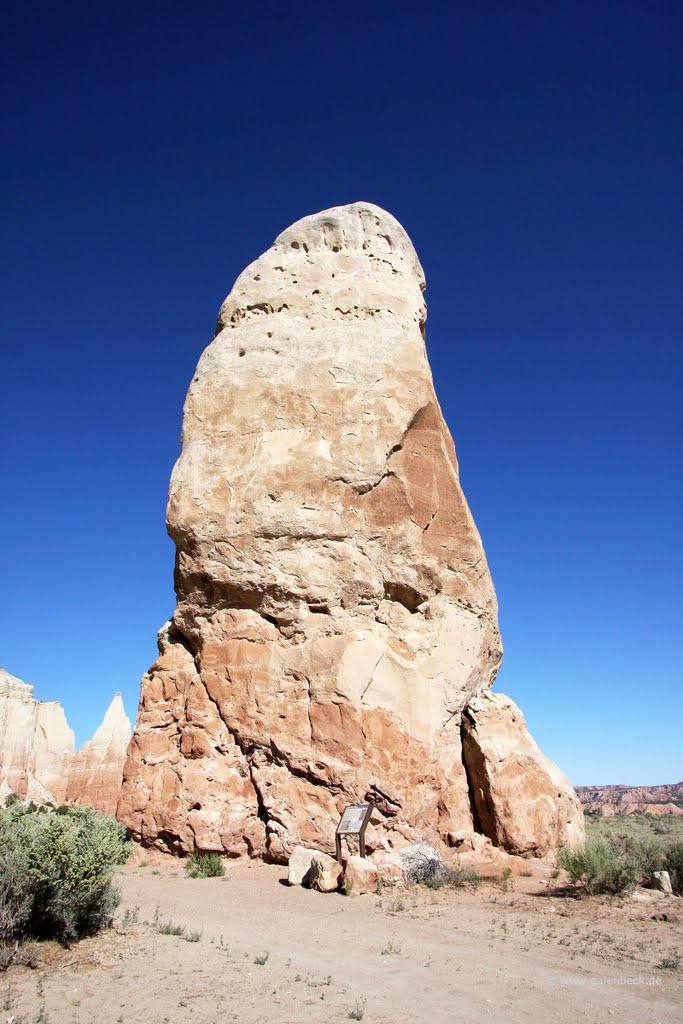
(343, 856, 379, 895)
(369, 852, 407, 887)
(446, 830, 483, 852)
(652, 871, 673, 894)
(287, 845, 322, 886)
(461, 692, 585, 856)
(309, 853, 343, 893)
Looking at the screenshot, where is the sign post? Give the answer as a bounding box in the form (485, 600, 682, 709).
(335, 803, 373, 864)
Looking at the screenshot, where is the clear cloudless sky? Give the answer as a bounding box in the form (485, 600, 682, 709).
(1, 1, 681, 784)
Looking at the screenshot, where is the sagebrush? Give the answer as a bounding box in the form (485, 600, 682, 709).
(0, 801, 129, 945)
(560, 820, 683, 896)
(559, 839, 640, 895)
(184, 852, 225, 878)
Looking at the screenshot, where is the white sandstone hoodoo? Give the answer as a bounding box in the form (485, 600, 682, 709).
(118, 202, 583, 859)
(0, 666, 131, 815)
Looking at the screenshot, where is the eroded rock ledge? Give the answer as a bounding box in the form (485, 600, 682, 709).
(118, 202, 582, 859)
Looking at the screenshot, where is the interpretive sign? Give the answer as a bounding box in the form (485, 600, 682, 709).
(335, 803, 373, 863)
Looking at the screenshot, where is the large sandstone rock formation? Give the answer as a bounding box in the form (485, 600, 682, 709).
(118, 202, 583, 859)
(0, 667, 131, 814)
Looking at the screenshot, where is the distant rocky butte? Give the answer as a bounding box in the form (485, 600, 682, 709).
(577, 783, 683, 816)
(118, 202, 584, 861)
(0, 667, 131, 815)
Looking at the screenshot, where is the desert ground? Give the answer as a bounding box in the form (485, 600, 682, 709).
(2, 847, 681, 1024)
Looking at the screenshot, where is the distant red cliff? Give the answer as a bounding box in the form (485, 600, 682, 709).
(577, 782, 683, 816)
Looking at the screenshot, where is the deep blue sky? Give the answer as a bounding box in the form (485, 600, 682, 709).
(1, 2, 681, 784)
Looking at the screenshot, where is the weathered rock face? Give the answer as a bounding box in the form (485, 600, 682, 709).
(0, 667, 131, 815)
(118, 201, 580, 860)
(461, 692, 584, 856)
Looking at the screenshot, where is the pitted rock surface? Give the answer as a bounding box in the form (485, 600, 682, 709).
(118, 202, 579, 859)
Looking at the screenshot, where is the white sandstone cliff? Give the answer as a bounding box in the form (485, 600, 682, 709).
(0, 667, 131, 815)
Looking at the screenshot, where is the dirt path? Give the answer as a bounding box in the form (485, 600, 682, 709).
(2, 858, 681, 1023)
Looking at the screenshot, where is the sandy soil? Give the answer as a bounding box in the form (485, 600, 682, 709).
(2, 854, 681, 1024)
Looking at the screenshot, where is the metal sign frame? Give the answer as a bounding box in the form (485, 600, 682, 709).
(335, 803, 373, 863)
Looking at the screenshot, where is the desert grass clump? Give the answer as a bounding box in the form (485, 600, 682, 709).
(381, 938, 401, 955)
(184, 852, 225, 879)
(657, 954, 680, 971)
(0, 801, 129, 944)
(0, 941, 41, 972)
(156, 918, 186, 936)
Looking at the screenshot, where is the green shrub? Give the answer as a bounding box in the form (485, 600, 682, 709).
(634, 837, 666, 879)
(664, 841, 683, 895)
(0, 802, 129, 944)
(561, 827, 683, 897)
(577, 814, 683, 897)
(559, 839, 641, 895)
(184, 852, 225, 879)
(604, 831, 665, 878)
(0, 836, 32, 941)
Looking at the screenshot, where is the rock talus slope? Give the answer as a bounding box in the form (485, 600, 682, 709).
(118, 202, 582, 859)
(0, 667, 131, 814)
